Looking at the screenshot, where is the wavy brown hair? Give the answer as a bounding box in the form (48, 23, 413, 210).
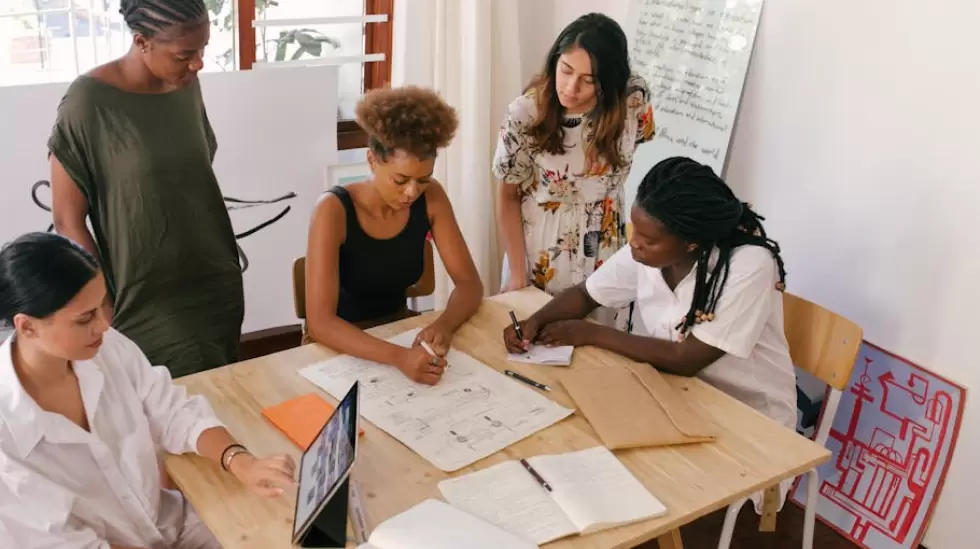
(526, 13, 632, 173)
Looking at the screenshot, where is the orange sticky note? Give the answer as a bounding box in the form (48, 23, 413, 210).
(262, 393, 364, 450)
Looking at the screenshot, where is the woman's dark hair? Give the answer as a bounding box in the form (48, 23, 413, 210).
(0, 232, 100, 327)
(119, 0, 208, 38)
(355, 86, 459, 161)
(526, 13, 632, 172)
(635, 157, 787, 336)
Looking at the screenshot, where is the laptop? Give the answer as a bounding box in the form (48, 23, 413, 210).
(291, 381, 360, 546)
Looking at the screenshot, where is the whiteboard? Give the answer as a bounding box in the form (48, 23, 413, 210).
(0, 66, 338, 335)
(622, 0, 765, 212)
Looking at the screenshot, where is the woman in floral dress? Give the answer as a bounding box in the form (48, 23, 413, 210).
(495, 13, 655, 327)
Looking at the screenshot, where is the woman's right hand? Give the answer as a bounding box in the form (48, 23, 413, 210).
(396, 346, 447, 385)
(503, 317, 541, 354)
(502, 267, 530, 292)
(502, 276, 529, 293)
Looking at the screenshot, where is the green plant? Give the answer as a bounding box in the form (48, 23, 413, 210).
(272, 29, 340, 61)
(204, 0, 340, 70)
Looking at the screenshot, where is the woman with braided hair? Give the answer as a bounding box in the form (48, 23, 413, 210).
(48, 0, 244, 378)
(504, 156, 797, 431)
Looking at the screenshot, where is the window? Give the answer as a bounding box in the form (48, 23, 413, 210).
(0, 1, 129, 87)
(231, 0, 394, 149)
(0, 0, 393, 150)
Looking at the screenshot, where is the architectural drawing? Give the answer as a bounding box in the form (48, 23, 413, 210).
(299, 329, 573, 472)
(790, 342, 964, 549)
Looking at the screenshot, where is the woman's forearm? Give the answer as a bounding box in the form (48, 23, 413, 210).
(433, 278, 484, 332)
(497, 184, 528, 280)
(590, 326, 724, 377)
(309, 315, 408, 367)
(531, 283, 600, 325)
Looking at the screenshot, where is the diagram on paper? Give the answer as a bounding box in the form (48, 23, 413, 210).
(299, 329, 573, 471)
(790, 342, 964, 549)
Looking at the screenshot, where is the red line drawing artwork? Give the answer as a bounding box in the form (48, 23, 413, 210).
(790, 342, 965, 549)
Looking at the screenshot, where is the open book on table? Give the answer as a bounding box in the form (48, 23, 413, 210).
(438, 446, 666, 545)
(357, 498, 537, 549)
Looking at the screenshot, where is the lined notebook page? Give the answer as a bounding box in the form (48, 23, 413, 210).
(531, 447, 666, 534)
(438, 460, 577, 545)
(361, 499, 537, 549)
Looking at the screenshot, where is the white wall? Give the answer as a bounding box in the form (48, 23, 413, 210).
(552, 1, 976, 547)
(0, 67, 339, 336)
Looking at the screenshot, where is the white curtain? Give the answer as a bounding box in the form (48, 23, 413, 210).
(392, 0, 525, 308)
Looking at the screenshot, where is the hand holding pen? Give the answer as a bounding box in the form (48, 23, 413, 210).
(503, 310, 541, 353)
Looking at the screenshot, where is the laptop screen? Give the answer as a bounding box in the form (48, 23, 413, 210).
(292, 381, 359, 541)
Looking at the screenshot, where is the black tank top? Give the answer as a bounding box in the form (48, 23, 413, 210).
(329, 185, 431, 323)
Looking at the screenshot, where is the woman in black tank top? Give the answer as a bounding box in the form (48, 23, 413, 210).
(304, 86, 484, 386)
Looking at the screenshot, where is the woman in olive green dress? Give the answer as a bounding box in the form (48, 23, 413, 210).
(48, 0, 243, 378)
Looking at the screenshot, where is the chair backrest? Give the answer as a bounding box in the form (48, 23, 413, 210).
(782, 292, 863, 391)
(292, 239, 436, 320)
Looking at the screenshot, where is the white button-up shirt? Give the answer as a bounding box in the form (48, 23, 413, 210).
(0, 329, 224, 549)
(585, 245, 798, 429)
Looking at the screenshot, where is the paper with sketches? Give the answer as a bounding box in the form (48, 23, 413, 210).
(299, 329, 574, 471)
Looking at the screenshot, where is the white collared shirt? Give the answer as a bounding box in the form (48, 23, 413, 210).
(585, 245, 798, 429)
(0, 328, 224, 549)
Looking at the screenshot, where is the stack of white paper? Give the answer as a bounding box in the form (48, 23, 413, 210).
(358, 499, 537, 549)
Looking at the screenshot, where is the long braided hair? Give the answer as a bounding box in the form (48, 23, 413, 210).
(635, 157, 787, 337)
(119, 0, 207, 38)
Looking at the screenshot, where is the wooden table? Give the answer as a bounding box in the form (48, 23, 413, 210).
(165, 288, 830, 549)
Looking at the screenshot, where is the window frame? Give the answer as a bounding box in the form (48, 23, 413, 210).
(237, 0, 394, 150)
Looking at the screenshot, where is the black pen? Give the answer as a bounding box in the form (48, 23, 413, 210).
(505, 369, 551, 392)
(508, 310, 525, 342)
(519, 458, 553, 492)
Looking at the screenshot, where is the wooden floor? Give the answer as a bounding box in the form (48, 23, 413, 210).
(658, 502, 851, 549)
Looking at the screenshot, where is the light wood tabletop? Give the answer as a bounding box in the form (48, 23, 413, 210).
(165, 287, 830, 549)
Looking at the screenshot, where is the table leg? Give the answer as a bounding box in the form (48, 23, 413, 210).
(656, 529, 684, 549)
(759, 484, 780, 532)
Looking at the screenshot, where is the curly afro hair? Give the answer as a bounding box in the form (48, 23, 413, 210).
(355, 86, 458, 161)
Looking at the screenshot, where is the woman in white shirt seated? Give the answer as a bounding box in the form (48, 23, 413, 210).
(0, 232, 296, 549)
(503, 156, 797, 430)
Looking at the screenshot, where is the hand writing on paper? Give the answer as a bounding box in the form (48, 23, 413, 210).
(229, 453, 297, 498)
(502, 318, 541, 354)
(537, 320, 595, 348)
(397, 345, 447, 385)
(413, 321, 453, 357)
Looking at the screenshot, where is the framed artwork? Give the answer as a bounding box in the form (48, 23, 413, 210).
(790, 342, 966, 549)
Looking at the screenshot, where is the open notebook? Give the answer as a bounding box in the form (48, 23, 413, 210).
(507, 344, 574, 366)
(357, 499, 536, 549)
(438, 446, 666, 545)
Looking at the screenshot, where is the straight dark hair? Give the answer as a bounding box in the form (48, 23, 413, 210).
(0, 232, 100, 327)
(526, 13, 632, 173)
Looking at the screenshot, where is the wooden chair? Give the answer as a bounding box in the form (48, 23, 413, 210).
(716, 292, 863, 549)
(292, 240, 436, 332)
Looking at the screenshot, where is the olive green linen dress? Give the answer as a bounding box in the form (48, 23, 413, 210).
(48, 75, 244, 377)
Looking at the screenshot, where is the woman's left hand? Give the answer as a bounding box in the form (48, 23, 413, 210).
(537, 319, 595, 347)
(230, 453, 297, 498)
(413, 320, 454, 357)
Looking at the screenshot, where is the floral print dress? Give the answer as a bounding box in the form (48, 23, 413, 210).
(493, 74, 655, 327)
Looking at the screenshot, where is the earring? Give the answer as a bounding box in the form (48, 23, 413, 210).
(687, 244, 698, 252)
